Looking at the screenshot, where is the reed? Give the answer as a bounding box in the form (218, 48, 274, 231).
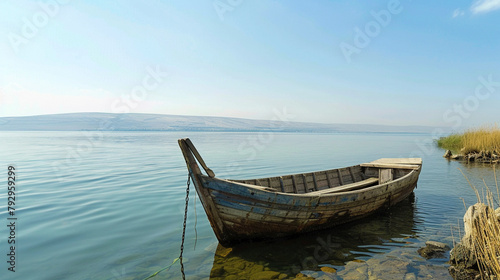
(471, 192, 500, 278)
(437, 133, 463, 151)
(461, 167, 500, 279)
(438, 125, 500, 155)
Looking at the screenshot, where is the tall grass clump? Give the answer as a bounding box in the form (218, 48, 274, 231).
(461, 167, 500, 279)
(438, 124, 500, 155)
(437, 133, 464, 151)
(461, 125, 500, 155)
(470, 192, 500, 278)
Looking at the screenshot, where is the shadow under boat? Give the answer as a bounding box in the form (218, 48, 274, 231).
(208, 193, 422, 279)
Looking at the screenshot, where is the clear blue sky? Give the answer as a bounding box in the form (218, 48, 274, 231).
(1, 0, 499, 127)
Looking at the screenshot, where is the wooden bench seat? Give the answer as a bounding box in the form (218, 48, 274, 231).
(360, 158, 422, 170)
(305, 177, 379, 195)
(360, 163, 420, 170)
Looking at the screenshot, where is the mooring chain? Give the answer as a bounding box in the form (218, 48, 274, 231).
(179, 174, 191, 280)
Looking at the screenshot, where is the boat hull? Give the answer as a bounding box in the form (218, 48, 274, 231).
(193, 167, 420, 246)
(178, 138, 422, 246)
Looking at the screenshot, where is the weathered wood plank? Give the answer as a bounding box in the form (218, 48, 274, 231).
(351, 166, 364, 181)
(305, 177, 379, 195)
(212, 192, 353, 218)
(360, 163, 420, 169)
(338, 169, 344, 185)
(368, 158, 422, 165)
(279, 176, 285, 192)
(302, 174, 309, 193)
(379, 169, 393, 184)
(178, 139, 226, 243)
(217, 204, 310, 221)
(348, 167, 356, 182)
(291, 175, 298, 194)
(312, 173, 319, 191)
(282, 176, 294, 193)
(325, 171, 332, 188)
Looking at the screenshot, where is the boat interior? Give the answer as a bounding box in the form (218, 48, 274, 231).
(230, 165, 414, 195)
(179, 139, 421, 195)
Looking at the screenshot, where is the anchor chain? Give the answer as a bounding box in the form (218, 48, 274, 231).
(179, 174, 191, 280)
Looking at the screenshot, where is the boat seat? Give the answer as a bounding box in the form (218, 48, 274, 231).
(305, 177, 379, 195)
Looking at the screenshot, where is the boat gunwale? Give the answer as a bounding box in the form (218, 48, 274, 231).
(226, 158, 422, 184)
(200, 166, 421, 198)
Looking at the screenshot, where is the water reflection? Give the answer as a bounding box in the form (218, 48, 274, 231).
(457, 161, 499, 173)
(209, 194, 423, 279)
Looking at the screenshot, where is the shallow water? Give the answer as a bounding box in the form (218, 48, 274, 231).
(0, 131, 497, 279)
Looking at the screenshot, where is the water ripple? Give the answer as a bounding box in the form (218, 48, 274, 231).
(1, 131, 497, 280)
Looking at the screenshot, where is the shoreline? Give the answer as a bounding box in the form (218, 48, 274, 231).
(443, 150, 499, 164)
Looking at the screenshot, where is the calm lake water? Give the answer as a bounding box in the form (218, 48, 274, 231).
(0, 131, 498, 280)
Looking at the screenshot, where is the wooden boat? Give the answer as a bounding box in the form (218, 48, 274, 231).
(178, 138, 422, 246)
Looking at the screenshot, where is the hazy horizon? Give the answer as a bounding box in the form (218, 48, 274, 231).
(0, 111, 450, 127)
(0, 112, 451, 133)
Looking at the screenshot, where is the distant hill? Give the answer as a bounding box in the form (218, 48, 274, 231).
(0, 112, 445, 133)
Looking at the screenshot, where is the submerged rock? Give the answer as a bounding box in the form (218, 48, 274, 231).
(404, 273, 416, 280)
(337, 258, 411, 280)
(367, 259, 410, 279)
(426, 241, 450, 250)
(215, 244, 233, 257)
(210, 265, 225, 277)
(448, 264, 480, 280)
(320, 266, 337, 274)
(293, 273, 316, 280)
(451, 154, 462, 160)
(417, 241, 450, 259)
(249, 270, 281, 280)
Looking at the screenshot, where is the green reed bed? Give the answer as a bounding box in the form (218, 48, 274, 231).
(438, 125, 500, 155)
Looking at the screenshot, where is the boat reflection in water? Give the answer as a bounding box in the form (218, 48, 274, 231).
(208, 193, 427, 279)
